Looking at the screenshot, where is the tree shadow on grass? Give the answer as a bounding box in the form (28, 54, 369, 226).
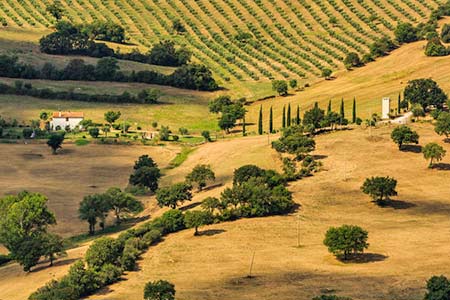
(375, 199, 417, 210)
(339, 253, 388, 264)
(431, 163, 450, 171)
(32, 258, 79, 272)
(198, 229, 226, 236)
(179, 202, 202, 211)
(312, 154, 328, 160)
(202, 183, 223, 192)
(400, 144, 422, 153)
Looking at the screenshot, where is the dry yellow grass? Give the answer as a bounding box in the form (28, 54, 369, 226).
(0, 142, 178, 237)
(80, 122, 450, 300)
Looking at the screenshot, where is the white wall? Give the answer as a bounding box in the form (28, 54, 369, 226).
(51, 117, 83, 130)
(382, 97, 391, 119)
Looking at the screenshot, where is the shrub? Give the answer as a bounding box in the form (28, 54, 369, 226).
(142, 229, 162, 246)
(85, 237, 121, 270)
(98, 263, 122, 285)
(144, 280, 175, 300)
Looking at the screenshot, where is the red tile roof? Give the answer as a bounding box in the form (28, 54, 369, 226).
(52, 112, 84, 118)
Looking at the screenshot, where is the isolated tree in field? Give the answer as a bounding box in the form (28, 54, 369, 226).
(323, 225, 369, 260)
(144, 280, 175, 300)
(390, 125, 419, 150)
(424, 275, 450, 300)
(272, 80, 288, 96)
(258, 105, 263, 135)
(282, 105, 286, 128)
(129, 166, 161, 192)
(394, 22, 418, 43)
(361, 176, 397, 205)
(47, 132, 65, 154)
(201, 130, 211, 142)
(435, 112, 450, 138)
(104, 187, 143, 224)
(422, 143, 446, 168)
(344, 52, 362, 69)
(404, 79, 448, 110)
(104, 111, 121, 127)
(79, 194, 111, 234)
(0, 192, 58, 271)
(184, 210, 214, 235)
(296, 106, 300, 125)
(156, 183, 193, 209)
(46, 1, 65, 20)
(42, 233, 66, 266)
(398, 93, 401, 114)
(186, 164, 215, 191)
(322, 68, 332, 79)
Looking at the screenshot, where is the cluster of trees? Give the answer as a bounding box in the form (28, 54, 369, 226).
(40, 21, 191, 67)
(118, 40, 191, 66)
(0, 54, 218, 91)
(390, 123, 447, 168)
(79, 187, 144, 234)
(209, 95, 246, 133)
(403, 79, 448, 110)
(30, 163, 294, 299)
(0, 192, 65, 272)
(0, 81, 161, 104)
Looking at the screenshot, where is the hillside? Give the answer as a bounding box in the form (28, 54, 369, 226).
(0, 0, 442, 85)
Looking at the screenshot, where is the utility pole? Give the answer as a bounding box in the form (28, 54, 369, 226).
(247, 250, 256, 278)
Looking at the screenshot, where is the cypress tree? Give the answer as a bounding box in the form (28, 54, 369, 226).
(287, 104, 291, 127)
(296, 105, 300, 125)
(242, 113, 246, 136)
(258, 105, 263, 135)
(282, 105, 286, 128)
(314, 102, 319, 109)
(327, 100, 332, 114)
(397, 93, 401, 114)
(352, 97, 356, 123)
(269, 106, 273, 133)
(340, 98, 345, 119)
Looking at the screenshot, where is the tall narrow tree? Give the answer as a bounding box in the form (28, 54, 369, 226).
(282, 105, 286, 128)
(327, 100, 332, 114)
(287, 104, 291, 127)
(340, 98, 345, 124)
(258, 106, 263, 135)
(314, 102, 319, 109)
(269, 106, 273, 133)
(352, 97, 356, 123)
(296, 105, 300, 125)
(242, 113, 246, 136)
(397, 93, 401, 114)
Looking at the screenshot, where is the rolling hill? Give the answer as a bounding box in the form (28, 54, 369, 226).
(0, 0, 442, 85)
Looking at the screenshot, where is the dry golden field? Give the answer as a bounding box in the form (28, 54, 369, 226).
(0, 142, 178, 237)
(1, 122, 450, 300)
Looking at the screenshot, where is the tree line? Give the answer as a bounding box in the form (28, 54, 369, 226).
(0, 81, 161, 104)
(40, 21, 191, 67)
(0, 54, 218, 91)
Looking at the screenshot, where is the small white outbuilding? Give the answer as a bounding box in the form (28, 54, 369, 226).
(50, 111, 84, 130)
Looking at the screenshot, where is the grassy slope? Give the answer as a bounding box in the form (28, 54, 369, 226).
(3, 123, 450, 300)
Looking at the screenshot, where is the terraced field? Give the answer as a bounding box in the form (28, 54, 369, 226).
(0, 0, 442, 83)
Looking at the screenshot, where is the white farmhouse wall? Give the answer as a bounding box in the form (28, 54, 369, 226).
(51, 117, 84, 130)
(382, 97, 391, 119)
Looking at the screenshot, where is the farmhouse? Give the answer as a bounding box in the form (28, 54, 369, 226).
(50, 111, 84, 130)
